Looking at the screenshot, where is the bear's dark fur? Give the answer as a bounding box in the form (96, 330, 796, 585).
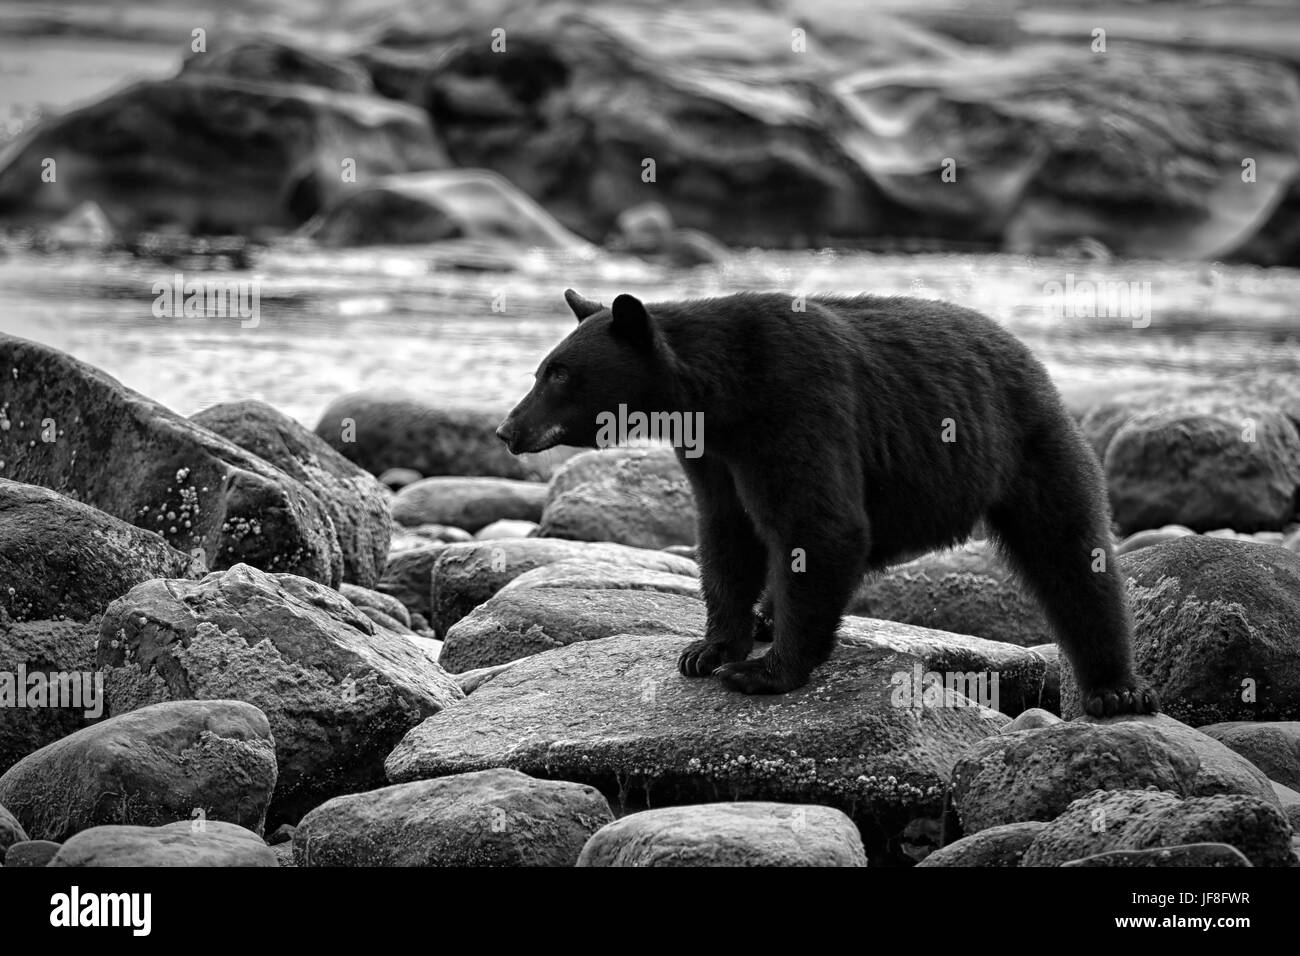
(497, 289, 1158, 717)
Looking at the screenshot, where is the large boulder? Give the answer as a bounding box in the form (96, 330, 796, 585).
(294, 768, 612, 866)
(848, 539, 1051, 648)
(1068, 537, 1300, 724)
(385, 633, 1008, 864)
(538, 446, 697, 550)
(949, 715, 1277, 836)
(0, 72, 445, 233)
(191, 400, 392, 588)
(302, 169, 595, 250)
(0, 614, 100, 773)
(1104, 402, 1300, 534)
(0, 334, 343, 585)
(48, 820, 277, 867)
(1020, 790, 1294, 868)
(0, 700, 276, 841)
(97, 564, 464, 823)
(1199, 722, 1300, 791)
(439, 587, 707, 671)
(428, 538, 698, 637)
(0, 479, 195, 621)
(314, 392, 569, 480)
(391, 476, 548, 533)
(577, 802, 866, 867)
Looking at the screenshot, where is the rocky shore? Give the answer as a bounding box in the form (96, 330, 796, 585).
(1, 330, 1298, 866)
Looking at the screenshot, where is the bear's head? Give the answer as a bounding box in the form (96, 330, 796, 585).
(496, 289, 664, 454)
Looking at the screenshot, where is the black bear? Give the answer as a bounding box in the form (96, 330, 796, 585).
(496, 289, 1158, 717)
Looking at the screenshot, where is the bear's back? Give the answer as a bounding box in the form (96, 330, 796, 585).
(653, 292, 1041, 389)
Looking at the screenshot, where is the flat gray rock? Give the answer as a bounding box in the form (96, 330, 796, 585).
(295, 768, 612, 866)
(48, 820, 277, 867)
(386, 632, 1006, 863)
(577, 802, 866, 867)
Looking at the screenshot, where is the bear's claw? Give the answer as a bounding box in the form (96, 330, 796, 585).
(678, 639, 746, 677)
(1083, 682, 1160, 718)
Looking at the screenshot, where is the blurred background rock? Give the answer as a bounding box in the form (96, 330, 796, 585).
(1, 0, 1299, 262)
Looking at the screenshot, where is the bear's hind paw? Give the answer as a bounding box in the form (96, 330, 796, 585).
(1083, 682, 1161, 718)
(713, 657, 806, 695)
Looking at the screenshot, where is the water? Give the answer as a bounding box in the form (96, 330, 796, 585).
(2, 243, 1299, 429)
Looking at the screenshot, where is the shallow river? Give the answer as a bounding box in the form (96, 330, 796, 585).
(2, 244, 1299, 429)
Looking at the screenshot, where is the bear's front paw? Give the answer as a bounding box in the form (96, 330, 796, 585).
(1082, 681, 1161, 718)
(713, 657, 807, 695)
(678, 639, 747, 677)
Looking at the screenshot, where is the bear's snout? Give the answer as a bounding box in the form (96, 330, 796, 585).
(495, 419, 517, 449)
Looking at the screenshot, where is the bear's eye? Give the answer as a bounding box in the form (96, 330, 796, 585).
(548, 366, 570, 386)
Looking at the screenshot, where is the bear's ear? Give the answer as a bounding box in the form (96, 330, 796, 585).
(564, 288, 604, 322)
(610, 294, 654, 347)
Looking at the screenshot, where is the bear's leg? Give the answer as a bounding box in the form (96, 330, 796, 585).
(714, 504, 868, 694)
(985, 431, 1159, 717)
(677, 456, 768, 677)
